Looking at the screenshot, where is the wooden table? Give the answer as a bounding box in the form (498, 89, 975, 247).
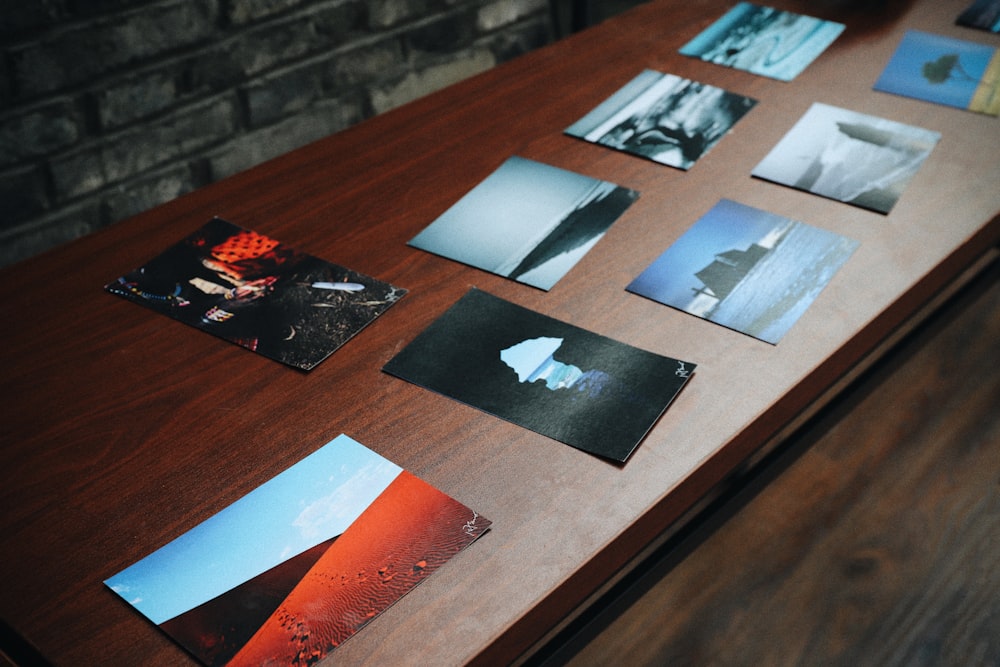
(2, 1, 997, 665)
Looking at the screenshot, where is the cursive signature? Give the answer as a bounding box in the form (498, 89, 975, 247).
(462, 511, 480, 536)
(675, 362, 691, 378)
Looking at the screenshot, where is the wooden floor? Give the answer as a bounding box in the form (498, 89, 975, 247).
(537, 256, 1000, 666)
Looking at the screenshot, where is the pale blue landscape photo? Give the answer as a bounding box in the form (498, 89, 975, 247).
(679, 2, 844, 81)
(565, 69, 757, 170)
(409, 156, 638, 290)
(627, 199, 858, 344)
(752, 102, 940, 214)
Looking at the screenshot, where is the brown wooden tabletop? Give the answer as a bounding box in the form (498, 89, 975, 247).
(1, 0, 997, 665)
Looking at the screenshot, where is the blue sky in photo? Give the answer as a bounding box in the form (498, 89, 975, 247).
(874, 30, 996, 108)
(500, 336, 563, 382)
(105, 435, 402, 624)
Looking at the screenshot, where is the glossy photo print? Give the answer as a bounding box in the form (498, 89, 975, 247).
(382, 289, 696, 462)
(106, 218, 406, 370)
(105, 435, 490, 667)
(679, 2, 845, 81)
(874, 30, 1000, 116)
(957, 0, 1000, 34)
(565, 69, 757, 170)
(408, 156, 638, 291)
(751, 102, 940, 214)
(627, 199, 858, 344)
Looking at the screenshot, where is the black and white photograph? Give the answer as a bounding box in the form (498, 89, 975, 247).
(565, 69, 757, 170)
(627, 199, 858, 344)
(382, 289, 696, 462)
(752, 102, 940, 214)
(679, 2, 845, 81)
(407, 156, 638, 291)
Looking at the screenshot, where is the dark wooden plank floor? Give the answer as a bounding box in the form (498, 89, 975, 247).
(541, 256, 1000, 666)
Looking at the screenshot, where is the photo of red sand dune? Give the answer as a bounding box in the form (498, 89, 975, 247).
(228, 470, 489, 666)
(160, 538, 337, 666)
(105, 435, 490, 667)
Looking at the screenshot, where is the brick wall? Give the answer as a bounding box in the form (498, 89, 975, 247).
(0, 0, 553, 268)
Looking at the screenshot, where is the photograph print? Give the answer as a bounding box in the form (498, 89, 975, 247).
(679, 2, 845, 81)
(382, 289, 696, 463)
(106, 218, 406, 370)
(565, 69, 757, 170)
(105, 434, 490, 667)
(627, 199, 859, 345)
(874, 30, 1000, 116)
(751, 102, 940, 214)
(408, 156, 638, 291)
(957, 0, 1000, 34)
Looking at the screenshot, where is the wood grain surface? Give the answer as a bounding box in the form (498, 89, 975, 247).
(0, 0, 997, 665)
(559, 258, 1000, 667)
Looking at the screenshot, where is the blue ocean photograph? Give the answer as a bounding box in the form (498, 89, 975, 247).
(627, 199, 858, 344)
(751, 102, 940, 214)
(679, 2, 844, 81)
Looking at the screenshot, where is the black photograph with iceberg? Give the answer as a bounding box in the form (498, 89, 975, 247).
(382, 289, 695, 462)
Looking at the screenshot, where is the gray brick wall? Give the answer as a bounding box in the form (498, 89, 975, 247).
(0, 0, 553, 267)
